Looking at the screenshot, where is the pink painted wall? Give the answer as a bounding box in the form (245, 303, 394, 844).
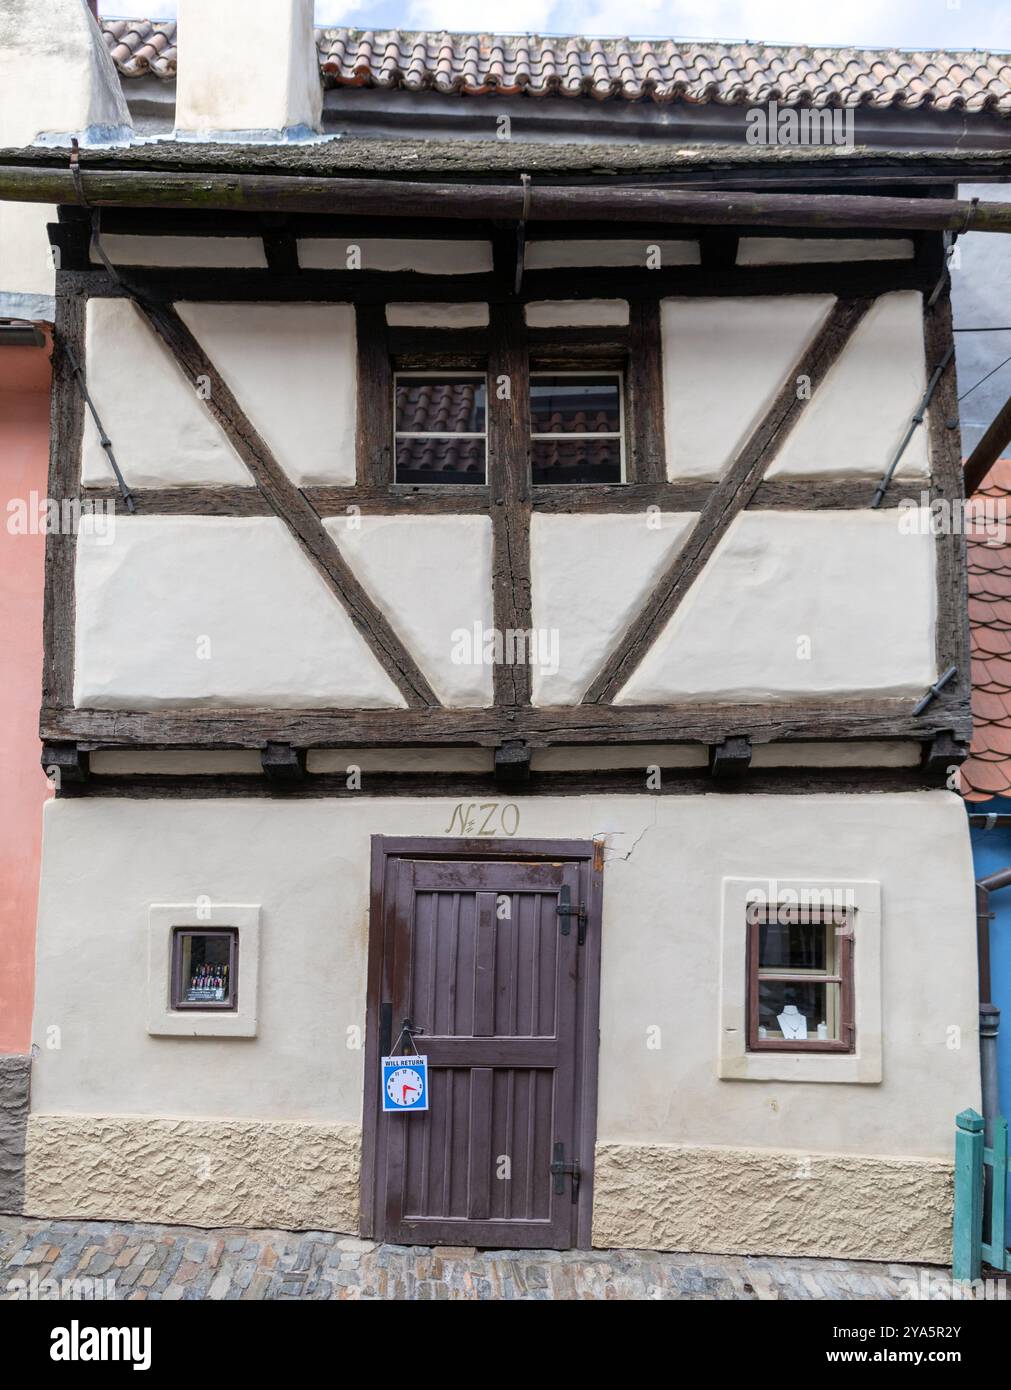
(0, 338, 52, 1055)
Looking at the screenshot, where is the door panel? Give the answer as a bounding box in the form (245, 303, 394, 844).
(372, 852, 591, 1249)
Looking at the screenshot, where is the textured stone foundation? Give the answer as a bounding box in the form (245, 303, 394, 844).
(24, 1114, 360, 1232)
(0, 1056, 31, 1214)
(592, 1141, 953, 1263)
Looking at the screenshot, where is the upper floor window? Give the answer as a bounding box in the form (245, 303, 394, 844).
(393, 372, 487, 485)
(530, 372, 625, 485)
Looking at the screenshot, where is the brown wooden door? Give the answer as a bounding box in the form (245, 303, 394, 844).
(364, 841, 601, 1250)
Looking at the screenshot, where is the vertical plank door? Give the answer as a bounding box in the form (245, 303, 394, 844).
(375, 857, 585, 1249)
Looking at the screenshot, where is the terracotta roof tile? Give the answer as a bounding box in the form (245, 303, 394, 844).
(962, 461, 1011, 800)
(99, 23, 1011, 115)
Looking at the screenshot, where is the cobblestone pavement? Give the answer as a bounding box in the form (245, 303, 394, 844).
(0, 1216, 940, 1301)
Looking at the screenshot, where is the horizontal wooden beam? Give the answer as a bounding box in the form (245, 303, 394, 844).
(79, 479, 904, 517)
(41, 700, 970, 751)
(8, 164, 1011, 232)
(59, 766, 948, 799)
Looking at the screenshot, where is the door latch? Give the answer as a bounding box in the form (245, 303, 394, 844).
(556, 884, 588, 944)
(550, 1142, 580, 1202)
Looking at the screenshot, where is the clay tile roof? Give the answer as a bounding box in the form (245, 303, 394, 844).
(101, 18, 177, 79)
(99, 22, 1011, 115)
(961, 460, 1011, 802)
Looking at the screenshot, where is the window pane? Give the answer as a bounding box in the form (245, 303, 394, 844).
(394, 376, 486, 434)
(530, 375, 621, 434)
(531, 437, 622, 485)
(178, 933, 234, 1006)
(757, 980, 840, 1041)
(395, 435, 486, 484)
(758, 919, 831, 972)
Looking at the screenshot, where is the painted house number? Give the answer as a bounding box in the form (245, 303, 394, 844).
(444, 803, 520, 836)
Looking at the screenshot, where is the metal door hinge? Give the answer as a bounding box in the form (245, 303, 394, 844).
(550, 1142, 580, 1202)
(556, 884, 588, 944)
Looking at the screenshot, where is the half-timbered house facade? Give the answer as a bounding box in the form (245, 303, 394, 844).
(4, 4, 1007, 1261)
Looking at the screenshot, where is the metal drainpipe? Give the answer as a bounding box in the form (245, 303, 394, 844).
(974, 867, 1010, 1143)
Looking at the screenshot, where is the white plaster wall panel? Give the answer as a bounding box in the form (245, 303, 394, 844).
(30, 790, 977, 1162)
(308, 749, 495, 773)
(91, 236, 268, 269)
(91, 751, 264, 775)
(326, 515, 494, 707)
(81, 299, 253, 488)
(0, 202, 56, 303)
(529, 513, 697, 704)
(662, 295, 836, 480)
(176, 302, 356, 486)
(175, 0, 321, 137)
(525, 240, 700, 269)
(525, 300, 630, 328)
(385, 303, 490, 328)
(618, 511, 936, 704)
(531, 746, 708, 771)
(737, 238, 915, 265)
(73, 515, 405, 710)
(750, 741, 922, 769)
(769, 291, 929, 479)
(299, 240, 493, 274)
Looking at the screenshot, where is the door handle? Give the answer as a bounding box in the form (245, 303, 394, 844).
(379, 1001, 393, 1056)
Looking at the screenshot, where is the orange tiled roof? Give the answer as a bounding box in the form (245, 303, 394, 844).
(99, 22, 1011, 115)
(962, 460, 1011, 801)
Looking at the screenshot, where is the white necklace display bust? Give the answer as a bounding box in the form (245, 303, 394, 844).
(777, 1004, 808, 1039)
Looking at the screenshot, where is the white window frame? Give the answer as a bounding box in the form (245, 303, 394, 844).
(393, 370, 488, 483)
(147, 902, 260, 1038)
(718, 877, 882, 1083)
(529, 369, 627, 484)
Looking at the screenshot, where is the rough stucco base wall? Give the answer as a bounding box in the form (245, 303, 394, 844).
(23, 1115, 360, 1233)
(592, 1142, 952, 1263)
(0, 1056, 31, 1214)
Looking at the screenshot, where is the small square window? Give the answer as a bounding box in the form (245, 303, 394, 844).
(746, 905, 854, 1053)
(530, 373, 625, 485)
(171, 928, 238, 1011)
(394, 373, 487, 484)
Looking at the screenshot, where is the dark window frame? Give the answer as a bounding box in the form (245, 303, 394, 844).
(382, 330, 644, 488)
(528, 367, 627, 486)
(745, 906, 855, 1054)
(170, 927, 239, 1012)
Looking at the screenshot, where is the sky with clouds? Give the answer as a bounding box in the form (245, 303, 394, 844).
(106, 1, 1011, 51)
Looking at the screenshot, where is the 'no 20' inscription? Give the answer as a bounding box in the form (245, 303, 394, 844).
(444, 803, 520, 836)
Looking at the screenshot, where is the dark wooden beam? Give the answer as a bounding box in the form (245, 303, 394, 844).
(43, 287, 84, 710)
(41, 699, 971, 751)
(62, 765, 948, 800)
(709, 737, 753, 778)
(131, 298, 440, 710)
(964, 390, 1011, 497)
(488, 302, 533, 707)
(261, 742, 307, 780)
(922, 731, 969, 774)
(355, 305, 393, 487)
(494, 738, 531, 784)
(924, 286, 973, 725)
(41, 742, 89, 784)
(582, 296, 874, 703)
(10, 165, 1011, 231)
(627, 300, 666, 483)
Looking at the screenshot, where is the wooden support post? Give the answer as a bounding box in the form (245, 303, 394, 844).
(41, 742, 90, 785)
(261, 743, 307, 781)
(953, 1108, 984, 1282)
(709, 737, 752, 778)
(984, 1115, 1008, 1271)
(494, 738, 531, 784)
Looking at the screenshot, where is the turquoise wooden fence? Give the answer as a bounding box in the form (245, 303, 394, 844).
(953, 1108, 1010, 1279)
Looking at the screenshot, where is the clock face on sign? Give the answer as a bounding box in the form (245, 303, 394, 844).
(386, 1066, 425, 1108)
